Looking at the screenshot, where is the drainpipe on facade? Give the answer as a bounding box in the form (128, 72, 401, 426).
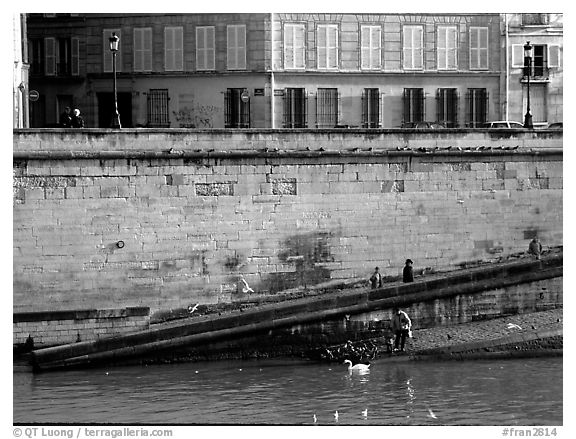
(270, 13, 275, 129)
(505, 13, 510, 121)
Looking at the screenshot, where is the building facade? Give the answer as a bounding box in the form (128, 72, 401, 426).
(502, 13, 563, 126)
(23, 13, 562, 129)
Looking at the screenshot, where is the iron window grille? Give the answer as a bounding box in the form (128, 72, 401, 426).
(402, 88, 425, 124)
(283, 88, 307, 128)
(147, 89, 170, 127)
(316, 88, 339, 128)
(362, 88, 380, 128)
(225, 88, 250, 128)
(436, 88, 458, 127)
(466, 88, 488, 127)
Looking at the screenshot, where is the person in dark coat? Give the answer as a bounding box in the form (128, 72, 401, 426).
(403, 259, 414, 282)
(390, 307, 412, 352)
(528, 238, 542, 259)
(71, 108, 85, 128)
(59, 107, 72, 127)
(370, 267, 382, 289)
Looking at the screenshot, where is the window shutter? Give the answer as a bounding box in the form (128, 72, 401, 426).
(227, 26, 236, 69)
(447, 27, 457, 69)
(479, 28, 488, 69)
(317, 26, 327, 68)
(174, 27, 183, 70)
(45, 37, 56, 76)
(144, 28, 152, 71)
(284, 24, 294, 68)
(328, 26, 338, 69)
(294, 25, 305, 68)
(165, 27, 183, 71)
(437, 27, 447, 69)
(237, 25, 246, 69)
(403, 27, 412, 69)
(548, 45, 560, 68)
(361, 27, 370, 69)
(470, 27, 488, 70)
(511, 44, 524, 68)
(227, 25, 246, 70)
(371, 27, 381, 69)
(134, 29, 143, 71)
(71, 37, 79, 76)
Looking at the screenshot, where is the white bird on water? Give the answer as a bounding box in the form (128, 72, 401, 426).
(344, 359, 370, 372)
(506, 323, 522, 330)
(362, 409, 368, 418)
(427, 407, 438, 419)
(334, 411, 339, 422)
(313, 414, 317, 423)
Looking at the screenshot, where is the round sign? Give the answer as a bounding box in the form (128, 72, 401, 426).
(241, 90, 250, 103)
(29, 90, 39, 102)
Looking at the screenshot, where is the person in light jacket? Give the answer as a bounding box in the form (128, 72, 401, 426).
(391, 307, 412, 352)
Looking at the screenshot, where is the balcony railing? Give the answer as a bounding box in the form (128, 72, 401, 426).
(523, 64, 550, 80)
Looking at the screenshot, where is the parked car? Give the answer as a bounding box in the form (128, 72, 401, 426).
(401, 121, 446, 129)
(482, 121, 525, 129)
(547, 122, 563, 130)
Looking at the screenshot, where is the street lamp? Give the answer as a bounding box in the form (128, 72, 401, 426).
(109, 33, 121, 129)
(523, 41, 533, 129)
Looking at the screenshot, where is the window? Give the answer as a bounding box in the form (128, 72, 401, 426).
(196, 26, 215, 70)
(469, 27, 488, 70)
(71, 38, 79, 75)
(57, 38, 71, 75)
(29, 38, 44, 75)
(284, 23, 306, 69)
(403, 25, 423, 70)
(165, 27, 183, 71)
(362, 88, 380, 128)
(227, 25, 246, 70)
(403, 88, 425, 124)
(521, 14, 549, 26)
(317, 24, 338, 70)
(361, 25, 381, 70)
(466, 88, 488, 127)
(436, 88, 458, 127)
(225, 88, 250, 128)
(134, 28, 152, 72)
(147, 89, 170, 127)
(103, 29, 122, 73)
(283, 88, 307, 128)
(437, 25, 457, 70)
(316, 88, 339, 128)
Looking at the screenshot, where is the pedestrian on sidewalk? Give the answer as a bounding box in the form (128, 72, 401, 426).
(528, 237, 542, 259)
(59, 106, 72, 127)
(391, 307, 412, 352)
(370, 267, 382, 289)
(403, 259, 414, 282)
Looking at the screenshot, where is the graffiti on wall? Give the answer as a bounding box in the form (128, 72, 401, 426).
(174, 93, 221, 128)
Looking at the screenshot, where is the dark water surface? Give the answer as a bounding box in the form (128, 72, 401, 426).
(13, 357, 562, 425)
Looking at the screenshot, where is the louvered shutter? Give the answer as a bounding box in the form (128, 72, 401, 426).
(447, 27, 457, 69)
(284, 24, 294, 68)
(511, 44, 524, 68)
(45, 37, 56, 76)
(71, 37, 79, 76)
(548, 45, 560, 68)
(294, 25, 305, 68)
(327, 26, 338, 69)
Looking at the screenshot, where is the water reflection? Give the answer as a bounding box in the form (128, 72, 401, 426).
(13, 357, 562, 425)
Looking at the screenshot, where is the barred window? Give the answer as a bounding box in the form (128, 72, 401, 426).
(436, 88, 458, 127)
(316, 88, 339, 128)
(362, 88, 380, 128)
(147, 89, 170, 127)
(283, 88, 307, 128)
(466, 88, 488, 127)
(225, 88, 250, 128)
(402, 88, 425, 124)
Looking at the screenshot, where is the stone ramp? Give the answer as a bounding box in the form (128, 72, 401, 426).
(29, 253, 562, 372)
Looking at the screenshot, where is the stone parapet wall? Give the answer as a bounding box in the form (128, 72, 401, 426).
(13, 307, 150, 348)
(13, 130, 562, 313)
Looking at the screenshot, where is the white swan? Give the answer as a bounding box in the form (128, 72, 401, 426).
(344, 359, 370, 372)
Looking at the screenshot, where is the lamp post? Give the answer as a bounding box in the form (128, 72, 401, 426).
(523, 41, 533, 129)
(109, 33, 121, 129)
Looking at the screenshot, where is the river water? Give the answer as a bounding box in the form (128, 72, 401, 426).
(13, 357, 562, 425)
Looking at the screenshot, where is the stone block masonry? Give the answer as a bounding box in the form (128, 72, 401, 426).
(13, 307, 150, 348)
(13, 130, 562, 313)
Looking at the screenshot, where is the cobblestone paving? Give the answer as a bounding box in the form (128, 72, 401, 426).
(408, 308, 563, 352)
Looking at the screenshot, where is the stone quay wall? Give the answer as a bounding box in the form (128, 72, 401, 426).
(13, 129, 562, 313)
(13, 307, 150, 349)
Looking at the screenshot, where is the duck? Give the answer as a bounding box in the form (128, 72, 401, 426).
(344, 359, 370, 372)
